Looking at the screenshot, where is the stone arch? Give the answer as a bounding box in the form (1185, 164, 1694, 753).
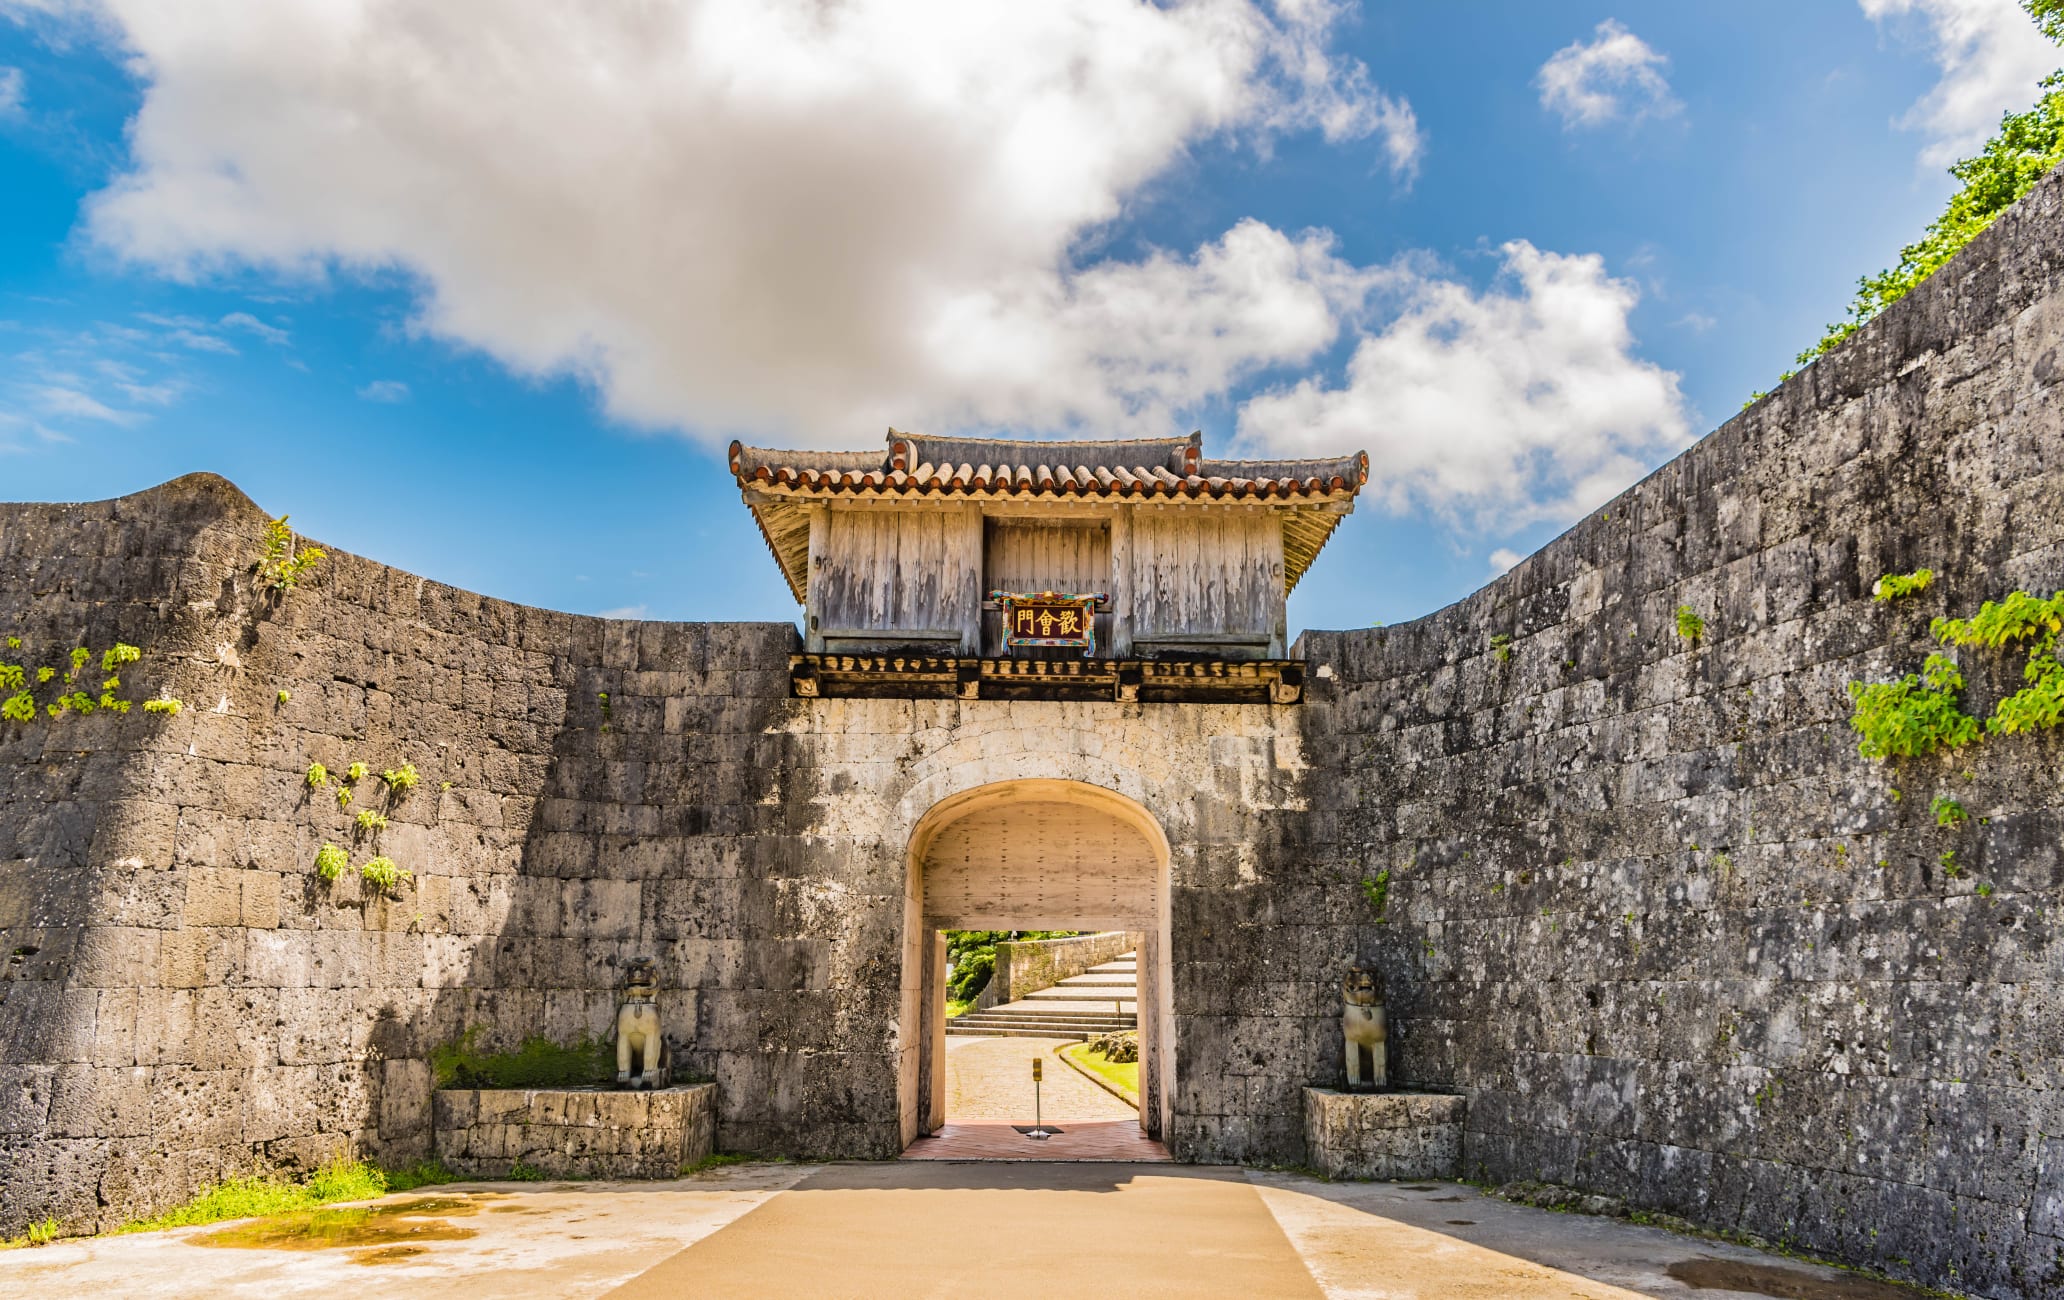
(900, 778, 1174, 1147)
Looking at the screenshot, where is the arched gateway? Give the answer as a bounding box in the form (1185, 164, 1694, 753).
(730, 428, 1370, 1156)
(904, 780, 1173, 1140)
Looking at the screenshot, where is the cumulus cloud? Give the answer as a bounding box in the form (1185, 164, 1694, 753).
(1487, 548, 1524, 576)
(1861, 0, 2062, 166)
(0, 66, 23, 118)
(356, 379, 409, 403)
(29, 0, 1420, 448)
(1236, 241, 1691, 529)
(1536, 19, 1681, 128)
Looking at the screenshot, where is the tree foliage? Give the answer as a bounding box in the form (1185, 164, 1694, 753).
(943, 929, 1082, 1002)
(1793, 4, 2063, 369)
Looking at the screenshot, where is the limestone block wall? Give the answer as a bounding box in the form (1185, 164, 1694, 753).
(0, 477, 880, 1231)
(1295, 163, 2064, 1298)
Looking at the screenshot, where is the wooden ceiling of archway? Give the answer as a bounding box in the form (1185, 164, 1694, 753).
(919, 798, 1159, 930)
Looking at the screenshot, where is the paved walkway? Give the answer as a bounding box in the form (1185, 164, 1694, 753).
(941, 1033, 1137, 1123)
(0, 1164, 1938, 1298)
(902, 1119, 1170, 1161)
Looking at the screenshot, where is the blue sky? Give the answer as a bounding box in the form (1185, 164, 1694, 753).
(2, 1, 2058, 634)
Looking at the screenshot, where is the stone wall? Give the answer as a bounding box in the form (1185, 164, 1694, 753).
(0, 480, 878, 1229)
(1292, 163, 2064, 1298)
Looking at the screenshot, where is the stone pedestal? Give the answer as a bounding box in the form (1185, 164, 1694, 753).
(1303, 1088, 1465, 1180)
(433, 1083, 716, 1179)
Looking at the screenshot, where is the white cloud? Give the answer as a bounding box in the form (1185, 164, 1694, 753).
(1488, 548, 1524, 576)
(219, 311, 290, 346)
(31, 383, 140, 424)
(1536, 19, 1681, 128)
(356, 379, 409, 403)
(38, 0, 1417, 448)
(597, 604, 651, 620)
(0, 66, 23, 118)
(1861, 0, 2061, 166)
(1236, 241, 1692, 530)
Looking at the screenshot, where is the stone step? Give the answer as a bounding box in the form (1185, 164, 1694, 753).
(1054, 977, 1136, 988)
(954, 1009, 1136, 1022)
(1025, 988, 1135, 1002)
(945, 1025, 1108, 1039)
(953, 1018, 1134, 1030)
(953, 1019, 1139, 1027)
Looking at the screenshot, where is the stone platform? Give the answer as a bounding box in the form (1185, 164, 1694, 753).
(433, 1083, 716, 1179)
(1303, 1088, 1465, 1180)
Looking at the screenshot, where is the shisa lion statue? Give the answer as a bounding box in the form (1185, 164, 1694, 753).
(616, 956, 673, 1090)
(1341, 967, 1387, 1091)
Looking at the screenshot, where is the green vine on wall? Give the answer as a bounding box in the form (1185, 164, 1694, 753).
(258, 515, 326, 592)
(1, 641, 148, 724)
(1847, 589, 2064, 761)
(1873, 569, 1934, 602)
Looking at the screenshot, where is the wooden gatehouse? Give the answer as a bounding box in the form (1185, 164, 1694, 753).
(730, 430, 1367, 703)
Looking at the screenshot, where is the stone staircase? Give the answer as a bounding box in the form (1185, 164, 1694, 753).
(947, 952, 1139, 1040)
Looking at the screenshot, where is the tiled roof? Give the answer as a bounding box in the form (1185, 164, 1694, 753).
(731, 429, 1367, 604)
(729, 430, 1367, 501)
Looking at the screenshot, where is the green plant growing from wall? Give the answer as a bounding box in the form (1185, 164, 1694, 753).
(3, 636, 16, 650)
(381, 763, 419, 796)
(1846, 654, 1980, 759)
(314, 843, 348, 883)
(345, 761, 368, 784)
(306, 762, 329, 788)
(1791, 10, 2064, 375)
(65, 647, 89, 683)
(1361, 869, 1392, 922)
(142, 697, 183, 715)
(1873, 569, 1935, 601)
(355, 809, 388, 833)
(1490, 633, 1513, 664)
(35, 666, 52, 684)
(258, 515, 326, 591)
(277, 690, 290, 705)
(1675, 605, 1706, 644)
(1931, 795, 1969, 829)
(1940, 850, 1963, 879)
(0, 665, 20, 691)
(1, 692, 33, 724)
(100, 643, 140, 674)
(598, 691, 612, 731)
(1933, 590, 2064, 737)
(359, 856, 411, 896)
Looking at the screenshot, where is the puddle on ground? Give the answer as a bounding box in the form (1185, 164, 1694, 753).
(189, 1197, 481, 1255)
(1428, 1196, 1465, 1202)
(489, 1206, 546, 1215)
(1400, 1184, 1440, 1191)
(1445, 1219, 1476, 1226)
(1666, 1258, 1932, 1299)
(350, 1245, 429, 1266)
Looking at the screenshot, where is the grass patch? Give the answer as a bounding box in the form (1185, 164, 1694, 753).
(1060, 1041, 1139, 1104)
(382, 1159, 461, 1192)
(945, 997, 975, 1019)
(118, 1157, 390, 1234)
(681, 1152, 753, 1176)
(432, 1027, 615, 1089)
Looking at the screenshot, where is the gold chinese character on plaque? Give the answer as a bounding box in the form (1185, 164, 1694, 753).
(990, 590, 1110, 658)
